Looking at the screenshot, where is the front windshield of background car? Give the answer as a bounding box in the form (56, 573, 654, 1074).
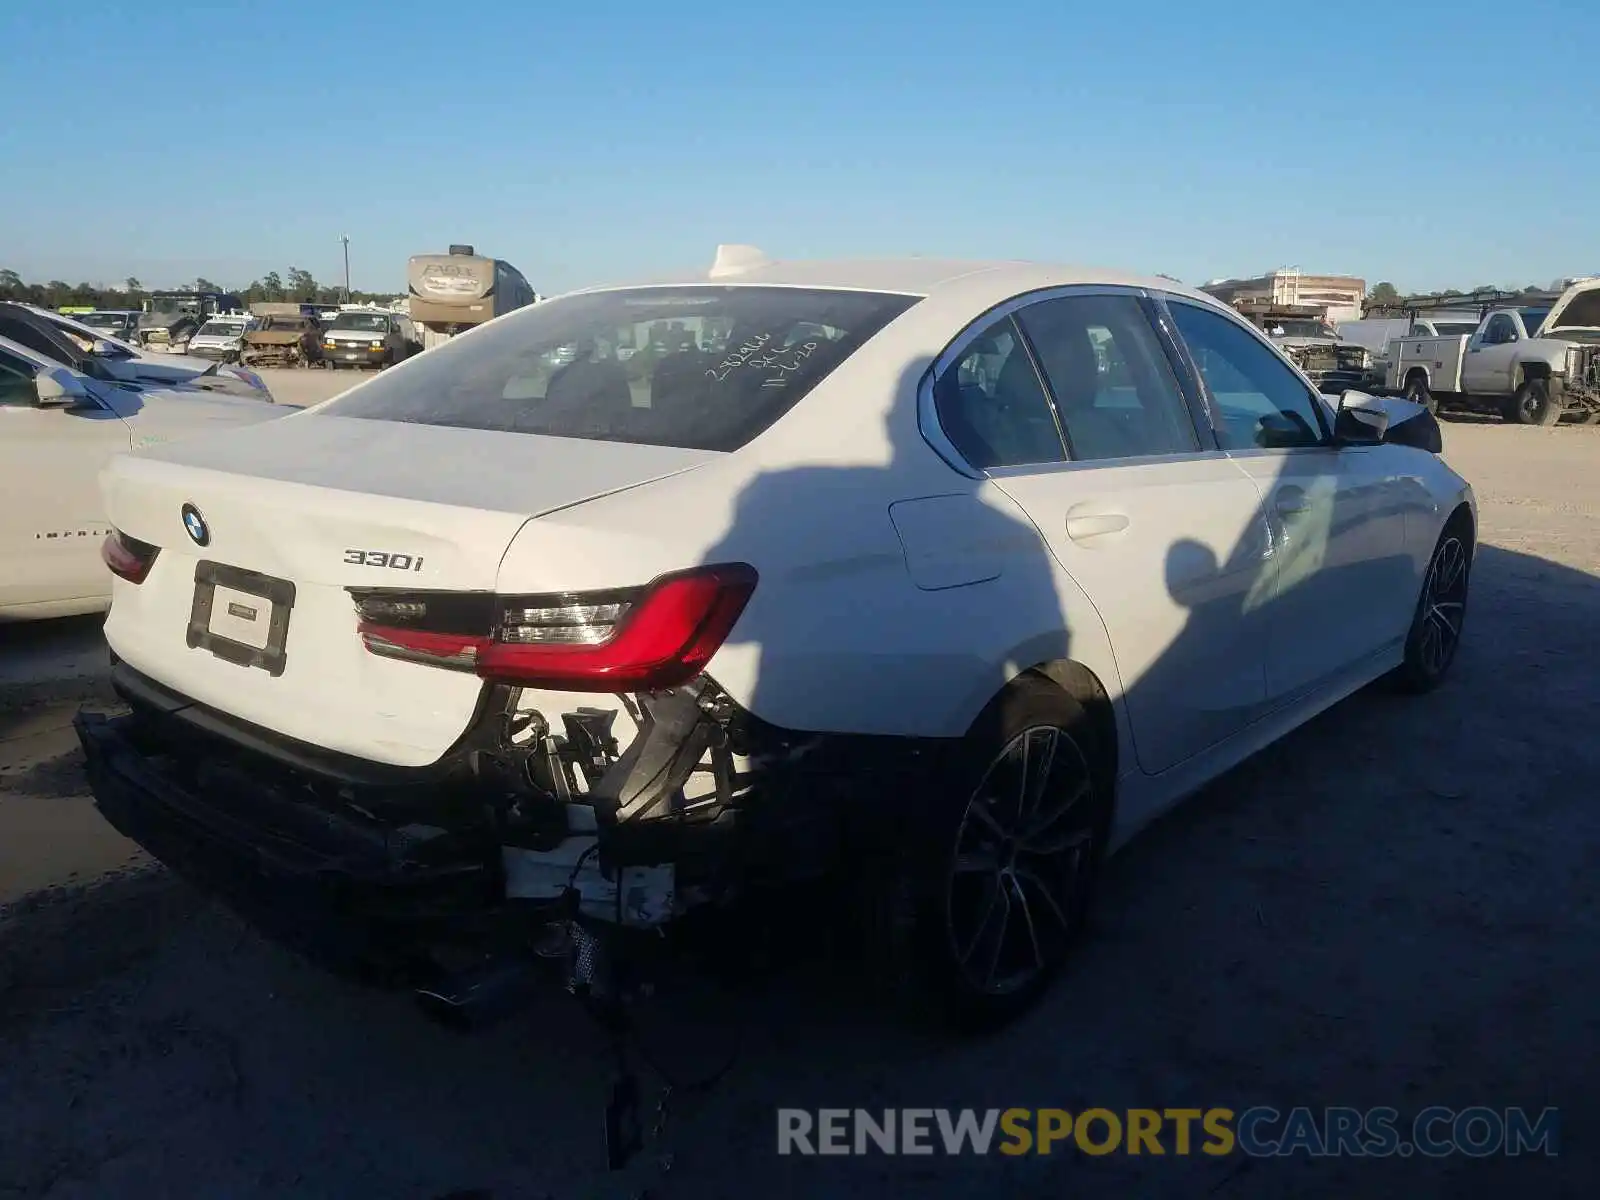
(1518, 308, 1549, 336)
(198, 320, 243, 337)
(1275, 320, 1332, 337)
(79, 313, 126, 329)
(317, 286, 920, 451)
(330, 312, 390, 333)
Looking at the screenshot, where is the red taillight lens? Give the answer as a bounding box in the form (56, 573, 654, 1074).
(355, 563, 757, 693)
(101, 529, 159, 583)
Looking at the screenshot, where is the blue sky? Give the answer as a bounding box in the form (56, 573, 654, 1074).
(4, 0, 1596, 296)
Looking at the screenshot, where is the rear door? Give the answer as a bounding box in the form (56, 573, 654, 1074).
(932, 289, 1274, 775)
(1164, 298, 1414, 706)
(0, 352, 130, 610)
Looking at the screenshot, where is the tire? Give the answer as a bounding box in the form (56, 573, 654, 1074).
(1403, 373, 1436, 415)
(1387, 521, 1472, 694)
(905, 675, 1113, 1031)
(1572, 410, 1600, 426)
(1507, 378, 1561, 426)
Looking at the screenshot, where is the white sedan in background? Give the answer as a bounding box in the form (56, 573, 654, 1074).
(76, 250, 1473, 1030)
(1, 303, 275, 400)
(0, 334, 289, 621)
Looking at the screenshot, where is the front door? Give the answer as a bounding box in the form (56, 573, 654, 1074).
(1166, 299, 1410, 705)
(1461, 312, 1519, 394)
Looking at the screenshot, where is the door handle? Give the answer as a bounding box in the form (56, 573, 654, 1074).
(1065, 512, 1130, 541)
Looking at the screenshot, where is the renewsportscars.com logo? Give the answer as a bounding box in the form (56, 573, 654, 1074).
(777, 1106, 1560, 1158)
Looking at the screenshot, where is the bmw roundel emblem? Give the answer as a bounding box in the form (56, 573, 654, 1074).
(181, 503, 210, 547)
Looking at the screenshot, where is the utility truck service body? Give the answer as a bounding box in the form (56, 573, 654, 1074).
(1385, 280, 1600, 425)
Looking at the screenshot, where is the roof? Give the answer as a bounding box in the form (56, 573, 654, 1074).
(568, 251, 1213, 304)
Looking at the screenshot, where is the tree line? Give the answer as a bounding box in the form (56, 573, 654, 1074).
(0, 267, 395, 310)
(1366, 279, 1572, 306)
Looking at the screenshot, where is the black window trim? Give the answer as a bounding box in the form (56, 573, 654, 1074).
(918, 283, 1219, 477)
(1160, 294, 1334, 451)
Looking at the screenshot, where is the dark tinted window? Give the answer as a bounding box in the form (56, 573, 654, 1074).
(0, 305, 86, 371)
(933, 315, 1065, 468)
(0, 350, 37, 407)
(1483, 314, 1516, 344)
(320, 286, 917, 451)
(330, 312, 392, 333)
(1170, 301, 1327, 450)
(1016, 295, 1199, 461)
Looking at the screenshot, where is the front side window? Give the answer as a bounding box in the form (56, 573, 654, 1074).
(933, 315, 1065, 469)
(1015, 294, 1199, 462)
(319, 286, 918, 451)
(1169, 301, 1327, 450)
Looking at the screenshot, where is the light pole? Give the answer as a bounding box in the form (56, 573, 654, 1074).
(339, 234, 351, 303)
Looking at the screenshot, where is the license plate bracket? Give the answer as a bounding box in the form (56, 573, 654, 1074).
(186, 560, 296, 676)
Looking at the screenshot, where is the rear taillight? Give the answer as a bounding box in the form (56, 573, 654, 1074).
(101, 529, 159, 583)
(354, 563, 757, 692)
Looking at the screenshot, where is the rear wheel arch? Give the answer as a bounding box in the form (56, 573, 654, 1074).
(1000, 660, 1119, 785)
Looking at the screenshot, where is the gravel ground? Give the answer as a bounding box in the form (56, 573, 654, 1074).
(0, 415, 1595, 1199)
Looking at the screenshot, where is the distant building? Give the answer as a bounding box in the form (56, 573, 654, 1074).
(1200, 268, 1365, 324)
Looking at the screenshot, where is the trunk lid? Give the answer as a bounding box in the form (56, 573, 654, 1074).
(100, 416, 718, 766)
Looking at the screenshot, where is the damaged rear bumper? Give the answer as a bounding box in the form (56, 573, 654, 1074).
(73, 663, 932, 988)
(75, 705, 526, 981)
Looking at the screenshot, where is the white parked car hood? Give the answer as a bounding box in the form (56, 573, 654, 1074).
(94, 379, 289, 440)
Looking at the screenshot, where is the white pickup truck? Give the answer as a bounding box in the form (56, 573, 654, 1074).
(1385, 279, 1600, 425)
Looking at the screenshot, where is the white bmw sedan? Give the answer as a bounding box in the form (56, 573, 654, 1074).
(76, 251, 1474, 1027)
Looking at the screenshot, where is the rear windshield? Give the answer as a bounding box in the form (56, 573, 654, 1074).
(316, 286, 919, 451)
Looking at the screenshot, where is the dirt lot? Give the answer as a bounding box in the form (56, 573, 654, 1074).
(1, 415, 1596, 1199)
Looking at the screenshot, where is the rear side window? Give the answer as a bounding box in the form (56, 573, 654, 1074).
(319, 286, 919, 451)
(932, 315, 1066, 468)
(1016, 294, 1199, 461)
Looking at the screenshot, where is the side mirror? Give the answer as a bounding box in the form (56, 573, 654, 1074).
(33, 366, 88, 407)
(1334, 392, 1389, 443)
